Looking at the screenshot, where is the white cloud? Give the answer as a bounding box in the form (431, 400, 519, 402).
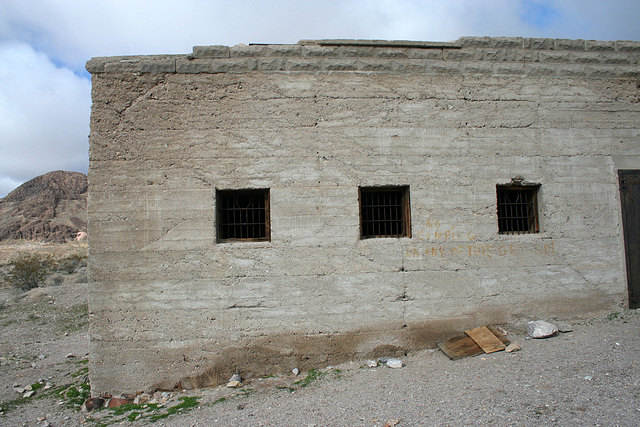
(0, 42, 90, 197)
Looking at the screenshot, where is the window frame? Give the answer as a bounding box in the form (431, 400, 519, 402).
(359, 185, 411, 239)
(216, 188, 271, 243)
(496, 184, 540, 235)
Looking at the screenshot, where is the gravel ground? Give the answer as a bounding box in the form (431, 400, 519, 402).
(157, 310, 640, 427)
(1, 273, 638, 426)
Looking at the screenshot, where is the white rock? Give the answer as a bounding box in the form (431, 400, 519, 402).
(386, 358, 404, 369)
(229, 373, 242, 382)
(505, 342, 521, 353)
(226, 380, 243, 388)
(292, 368, 299, 376)
(366, 360, 378, 368)
(526, 320, 558, 338)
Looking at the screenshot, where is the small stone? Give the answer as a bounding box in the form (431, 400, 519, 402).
(526, 320, 558, 339)
(366, 360, 378, 368)
(107, 397, 131, 408)
(84, 397, 105, 412)
(134, 393, 152, 405)
(30, 362, 37, 368)
(44, 382, 53, 390)
(226, 380, 243, 388)
(584, 375, 593, 381)
(23, 390, 35, 398)
(161, 392, 171, 401)
(25, 384, 33, 391)
(496, 326, 508, 336)
(292, 368, 300, 376)
(14, 387, 25, 394)
(38, 354, 46, 360)
(386, 358, 404, 369)
(505, 342, 521, 353)
(229, 373, 242, 382)
(557, 322, 573, 333)
(237, 403, 245, 410)
(66, 353, 76, 358)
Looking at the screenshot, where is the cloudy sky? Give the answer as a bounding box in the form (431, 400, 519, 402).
(1, 0, 639, 197)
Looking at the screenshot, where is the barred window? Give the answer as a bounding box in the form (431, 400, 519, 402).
(496, 185, 540, 234)
(359, 186, 411, 239)
(217, 189, 270, 242)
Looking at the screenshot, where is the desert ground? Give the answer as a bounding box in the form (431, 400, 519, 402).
(1, 241, 639, 426)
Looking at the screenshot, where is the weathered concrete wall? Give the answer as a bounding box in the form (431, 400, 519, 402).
(87, 37, 640, 395)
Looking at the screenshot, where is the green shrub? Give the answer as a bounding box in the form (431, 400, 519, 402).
(3, 253, 52, 291)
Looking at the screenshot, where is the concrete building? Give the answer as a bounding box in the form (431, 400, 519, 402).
(86, 37, 640, 395)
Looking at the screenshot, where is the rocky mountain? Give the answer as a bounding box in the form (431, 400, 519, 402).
(0, 171, 87, 243)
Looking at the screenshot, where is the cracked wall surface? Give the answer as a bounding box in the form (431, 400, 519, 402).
(87, 38, 640, 395)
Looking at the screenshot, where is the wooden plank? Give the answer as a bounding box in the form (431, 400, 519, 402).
(437, 334, 484, 360)
(465, 326, 506, 354)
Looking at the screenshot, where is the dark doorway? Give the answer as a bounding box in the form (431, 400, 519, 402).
(619, 170, 640, 309)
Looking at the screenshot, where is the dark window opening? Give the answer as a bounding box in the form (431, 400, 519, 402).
(360, 186, 411, 239)
(496, 185, 540, 234)
(217, 189, 270, 242)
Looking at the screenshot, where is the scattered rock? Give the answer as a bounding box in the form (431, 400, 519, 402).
(366, 360, 378, 368)
(383, 420, 401, 427)
(226, 380, 243, 388)
(66, 353, 76, 358)
(496, 326, 509, 336)
(386, 358, 404, 369)
(292, 368, 300, 376)
(557, 322, 573, 333)
(38, 354, 46, 360)
(107, 397, 131, 408)
(526, 320, 558, 339)
(134, 393, 152, 405)
(83, 397, 105, 412)
(14, 387, 25, 394)
(229, 373, 242, 382)
(237, 403, 245, 410)
(23, 390, 35, 398)
(584, 375, 593, 381)
(505, 342, 521, 353)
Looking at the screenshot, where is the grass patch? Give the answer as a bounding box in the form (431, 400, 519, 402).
(293, 369, 327, 388)
(62, 303, 89, 333)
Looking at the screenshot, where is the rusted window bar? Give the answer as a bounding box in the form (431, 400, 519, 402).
(360, 186, 410, 238)
(497, 186, 539, 234)
(217, 189, 270, 242)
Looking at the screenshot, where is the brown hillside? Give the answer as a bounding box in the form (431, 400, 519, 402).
(0, 171, 87, 243)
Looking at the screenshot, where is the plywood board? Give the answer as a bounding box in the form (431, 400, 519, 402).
(465, 326, 506, 353)
(437, 334, 484, 360)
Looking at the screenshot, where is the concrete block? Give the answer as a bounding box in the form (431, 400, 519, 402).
(192, 45, 230, 58)
(491, 37, 523, 49)
(616, 40, 640, 52)
(302, 45, 341, 57)
(555, 39, 586, 51)
(540, 51, 571, 63)
(229, 44, 266, 57)
(524, 38, 555, 50)
(586, 40, 616, 52)
(457, 36, 492, 48)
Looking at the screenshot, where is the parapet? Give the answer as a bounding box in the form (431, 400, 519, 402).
(86, 37, 640, 79)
